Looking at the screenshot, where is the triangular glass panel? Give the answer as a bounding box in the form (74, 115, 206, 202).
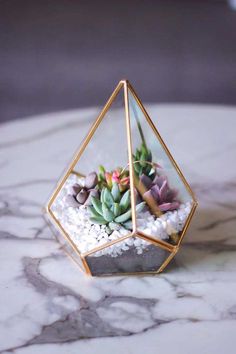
(128, 85, 197, 247)
(46, 80, 197, 276)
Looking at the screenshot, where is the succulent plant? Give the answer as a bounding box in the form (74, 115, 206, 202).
(138, 174, 180, 213)
(66, 172, 99, 207)
(133, 142, 156, 179)
(88, 182, 145, 231)
(98, 165, 129, 192)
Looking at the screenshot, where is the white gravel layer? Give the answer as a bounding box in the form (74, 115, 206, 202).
(51, 174, 192, 257)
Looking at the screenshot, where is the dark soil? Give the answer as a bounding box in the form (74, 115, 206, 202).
(86, 244, 169, 276)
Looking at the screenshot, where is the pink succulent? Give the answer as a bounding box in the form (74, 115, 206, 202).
(104, 168, 129, 191)
(140, 174, 180, 212)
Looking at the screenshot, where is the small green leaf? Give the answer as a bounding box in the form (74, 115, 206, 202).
(99, 165, 105, 177)
(88, 205, 101, 218)
(135, 201, 146, 213)
(104, 188, 114, 206)
(91, 196, 103, 215)
(135, 148, 141, 160)
(119, 190, 130, 212)
(102, 202, 115, 222)
(111, 182, 120, 202)
(134, 162, 141, 174)
(101, 188, 105, 204)
(140, 151, 148, 167)
(141, 143, 147, 154)
(90, 216, 107, 225)
(113, 202, 121, 217)
(115, 209, 132, 223)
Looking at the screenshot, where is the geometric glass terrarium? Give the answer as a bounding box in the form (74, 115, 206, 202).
(46, 80, 197, 276)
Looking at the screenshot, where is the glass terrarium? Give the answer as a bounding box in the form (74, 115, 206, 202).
(45, 80, 197, 276)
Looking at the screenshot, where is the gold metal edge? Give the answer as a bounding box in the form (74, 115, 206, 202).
(156, 247, 179, 273)
(178, 201, 198, 245)
(123, 80, 137, 232)
(89, 270, 164, 277)
(136, 230, 175, 252)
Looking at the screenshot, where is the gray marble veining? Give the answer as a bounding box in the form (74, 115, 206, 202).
(0, 104, 236, 354)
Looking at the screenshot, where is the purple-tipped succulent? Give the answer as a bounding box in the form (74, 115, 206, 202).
(139, 174, 180, 212)
(66, 172, 99, 207)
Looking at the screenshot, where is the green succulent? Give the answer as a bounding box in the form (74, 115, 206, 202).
(88, 182, 145, 232)
(133, 142, 156, 179)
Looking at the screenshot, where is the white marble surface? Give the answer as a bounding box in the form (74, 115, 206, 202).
(0, 104, 236, 353)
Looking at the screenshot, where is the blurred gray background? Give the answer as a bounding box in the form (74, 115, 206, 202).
(0, 0, 236, 123)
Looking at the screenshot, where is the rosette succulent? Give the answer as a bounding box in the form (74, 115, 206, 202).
(98, 165, 129, 192)
(138, 174, 180, 213)
(66, 172, 99, 207)
(88, 182, 145, 232)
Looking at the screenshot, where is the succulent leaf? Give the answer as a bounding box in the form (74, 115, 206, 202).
(139, 175, 180, 213)
(134, 162, 141, 175)
(76, 189, 88, 204)
(84, 189, 99, 206)
(113, 202, 121, 217)
(69, 183, 82, 196)
(115, 209, 132, 223)
(135, 201, 146, 213)
(87, 205, 101, 218)
(102, 202, 115, 222)
(111, 182, 120, 202)
(89, 176, 145, 230)
(91, 196, 103, 215)
(133, 142, 157, 179)
(68, 172, 99, 207)
(101, 188, 106, 204)
(103, 188, 114, 206)
(98, 165, 106, 181)
(90, 216, 107, 225)
(119, 190, 130, 212)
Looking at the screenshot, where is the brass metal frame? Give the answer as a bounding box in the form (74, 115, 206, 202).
(45, 79, 197, 276)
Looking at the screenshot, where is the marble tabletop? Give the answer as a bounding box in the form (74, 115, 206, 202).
(1, 104, 236, 354)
